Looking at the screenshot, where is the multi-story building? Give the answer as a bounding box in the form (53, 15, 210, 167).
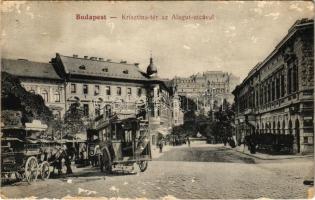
(2, 53, 184, 146)
(1, 59, 66, 119)
(232, 19, 314, 154)
(173, 71, 239, 114)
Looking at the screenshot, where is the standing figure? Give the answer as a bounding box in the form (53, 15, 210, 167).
(158, 140, 163, 153)
(187, 136, 191, 147)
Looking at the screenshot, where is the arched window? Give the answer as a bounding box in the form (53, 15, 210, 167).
(292, 65, 298, 92)
(277, 121, 281, 134)
(282, 120, 286, 134)
(54, 92, 60, 102)
(41, 90, 48, 102)
(273, 121, 276, 134)
(288, 120, 293, 135)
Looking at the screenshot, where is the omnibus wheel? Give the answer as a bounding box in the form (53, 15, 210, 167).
(138, 161, 148, 172)
(25, 156, 38, 184)
(40, 161, 50, 180)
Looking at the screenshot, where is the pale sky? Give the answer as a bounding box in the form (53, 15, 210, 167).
(1, 1, 314, 80)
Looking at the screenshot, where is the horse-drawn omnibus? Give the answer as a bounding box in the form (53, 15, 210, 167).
(1, 111, 69, 184)
(1, 116, 51, 184)
(91, 102, 151, 174)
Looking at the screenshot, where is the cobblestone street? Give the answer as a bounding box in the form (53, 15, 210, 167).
(1, 144, 313, 199)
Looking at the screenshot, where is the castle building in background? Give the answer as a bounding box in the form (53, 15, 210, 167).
(2, 54, 184, 146)
(232, 19, 314, 154)
(173, 71, 239, 114)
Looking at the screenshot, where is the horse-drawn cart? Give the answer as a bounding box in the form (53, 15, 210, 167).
(1, 117, 53, 184)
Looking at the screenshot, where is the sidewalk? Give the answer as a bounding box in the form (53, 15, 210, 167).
(229, 145, 314, 160)
(151, 144, 174, 159)
(151, 142, 220, 159)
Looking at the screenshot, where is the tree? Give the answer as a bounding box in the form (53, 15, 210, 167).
(207, 100, 235, 143)
(178, 95, 199, 136)
(62, 102, 86, 138)
(1, 72, 53, 124)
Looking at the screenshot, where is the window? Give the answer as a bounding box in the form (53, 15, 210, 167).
(94, 85, 100, 96)
(83, 84, 88, 94)
(71, 84, 76, 93)
(288, 67, 292, 94)
(95, 104, 100, 116)
(276, 77, 280, 99)
(83, 104, 89, 116)
(292, 65, 298, 92)
(123, 70, 129, 74)
(268, 83, 271, 102)
(272, 81, 275, 101)
(117, 87, 122, 96)
(127, 88, 132, 95)
(102, 68, 108, 72)
(281, 74, 285, 97)
(151, 104, 155, 117)
(54, 92, 60, 102)
(304, 136, 308, 144)
(137, 88, 142, 97)
(105, 86, 111, 95)
(41, 90, 48, 102)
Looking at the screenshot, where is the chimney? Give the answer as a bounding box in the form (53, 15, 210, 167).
(106, 59, 112, 62)
(73, 54, 78, 58)
(120, 60, 127, 63)
(99, 57, 104, 61)
(134, 63, 139, 67)
(84, 56, 88, 59)
(90, 57, 97, 60)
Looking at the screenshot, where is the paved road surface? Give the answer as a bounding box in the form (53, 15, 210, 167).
(1, 145, 313, 199)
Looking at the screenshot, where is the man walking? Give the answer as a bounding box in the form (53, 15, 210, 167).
(187, 136, 190, 147)
(158, 140, 163, 153)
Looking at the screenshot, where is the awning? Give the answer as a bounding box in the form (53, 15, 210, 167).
(25, 120, 48, 131)
(247, 121, 256, 127)
(2, 137, 23, 142)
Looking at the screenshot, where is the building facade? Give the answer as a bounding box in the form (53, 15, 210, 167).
(173, 71, 239, 114)
(2, 53, 184, 145)
(232, 19, 314, 154)
(1, 59, 66, 119)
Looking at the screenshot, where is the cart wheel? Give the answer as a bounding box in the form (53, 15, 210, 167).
(40, 161, 50, 180)
(100, 153, 112, 174)
(138, 161, 148, 172)
(25, 156, 38, 184)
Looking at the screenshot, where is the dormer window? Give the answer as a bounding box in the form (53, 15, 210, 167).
(79, 65, 86, 70)
(102, 68, 108, 72)
(123, 70, 129, 74)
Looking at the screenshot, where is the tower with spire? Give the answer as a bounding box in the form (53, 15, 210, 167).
(146, 53, 158, 77)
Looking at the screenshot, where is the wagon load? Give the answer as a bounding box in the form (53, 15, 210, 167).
(1, 111, 57, 184)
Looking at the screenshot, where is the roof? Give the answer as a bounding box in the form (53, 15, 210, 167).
(58, 54, 151, 81)
(1, 58, 62, 80)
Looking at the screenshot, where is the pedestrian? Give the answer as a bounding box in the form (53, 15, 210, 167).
(65, 153, 73, 174)
(187, 136, 190, 147)
(158, 140, 163, 153)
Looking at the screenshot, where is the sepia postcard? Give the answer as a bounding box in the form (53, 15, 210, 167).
(0, 1, 314, 199)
